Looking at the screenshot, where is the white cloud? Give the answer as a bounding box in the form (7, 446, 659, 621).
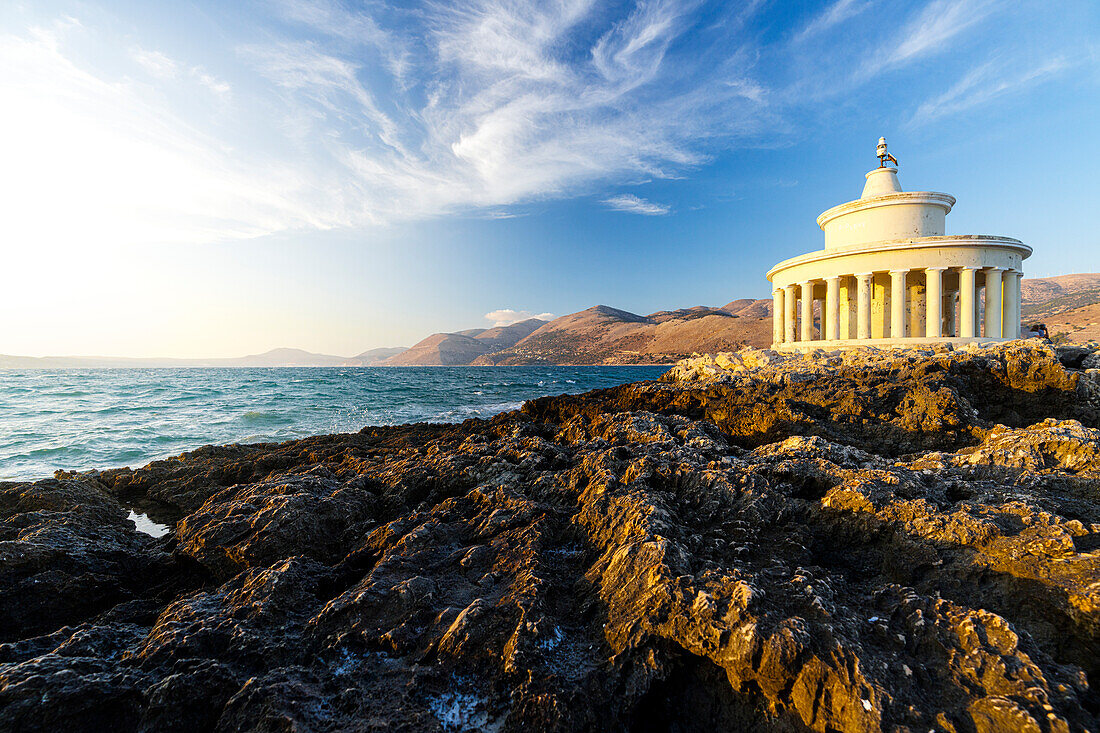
(3, 0, 1048, 249)
(1, 4, 773, 245)
(602, 194, 670, 215)
(793, 0, 871, 43)
(910, 55, 1071, 125)
(0, 26, 328, 249)
(194, 69, 231, 96)
(131, 47, 178, 77)
(865, 0, 998, 77)
(484, 309, 555, 326)
(238, 0, 765, 224)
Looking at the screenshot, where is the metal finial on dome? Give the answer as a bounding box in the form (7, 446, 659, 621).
(877, 136, 898, 168)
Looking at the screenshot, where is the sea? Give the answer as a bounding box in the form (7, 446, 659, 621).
(0, 366, 669, 482)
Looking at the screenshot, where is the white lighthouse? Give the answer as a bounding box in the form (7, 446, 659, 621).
(767, 139, 1029, 350)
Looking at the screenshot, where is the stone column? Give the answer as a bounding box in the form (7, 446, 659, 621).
(800, 281, 814, 342)
(784, 284, 797, 343)
(959, 267, 976, 338)
(772, 288, 784, 344)
(925, 267, 946, 338)
(1015, 271, 1024, 337)
(984, 268, 1004, 338)
(856, 272, 873, 340)
(1002, 271, 1020, 339)
(944, 292, 957, 337)
(871, 276, 887, 339)
(840, 278, 855, 339)
(889, 269, 907, 338)
(825, 276, 840, 341)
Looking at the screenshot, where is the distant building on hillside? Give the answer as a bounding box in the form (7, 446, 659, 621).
(767, 138, 1030, 350)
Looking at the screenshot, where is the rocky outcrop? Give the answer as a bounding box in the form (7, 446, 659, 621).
(2, 342, 1100, 731)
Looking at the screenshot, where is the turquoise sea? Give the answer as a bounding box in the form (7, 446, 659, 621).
(0, 366, 668, 481)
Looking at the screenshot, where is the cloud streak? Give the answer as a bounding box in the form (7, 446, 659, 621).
(2, 1, 774, 246)
(602, 194, 671, 215)
(793, 0, 871, 43)
(1, 0, 1081, 249)
(862, 0, 999, 78)
(909, 55, 1073, 125)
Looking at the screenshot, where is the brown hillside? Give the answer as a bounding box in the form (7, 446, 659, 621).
(381, 332, 491, 366)
(1021, 274, 1100, 326)
(1043, 301, 1100, 343)
(470, 319, 546, 351)
(381, 319, 548, 365)
(1021, 273, 1100, 303)
(472, 305, 771, 365)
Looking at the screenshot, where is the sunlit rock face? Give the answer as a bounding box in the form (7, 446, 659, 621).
(2, 341, 1100, 731)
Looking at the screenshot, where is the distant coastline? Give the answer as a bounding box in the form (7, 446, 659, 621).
(5, 273, 1097, 369)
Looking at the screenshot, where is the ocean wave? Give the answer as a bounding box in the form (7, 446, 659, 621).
(239, 411, 293, 426)
(0, 366, 668, 480)
(430, 401, 525, 423)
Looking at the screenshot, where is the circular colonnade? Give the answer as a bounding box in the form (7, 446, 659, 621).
(767, 145, 1031, 350)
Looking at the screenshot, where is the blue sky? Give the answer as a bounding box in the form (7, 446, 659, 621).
(1, 0, 1097, 357)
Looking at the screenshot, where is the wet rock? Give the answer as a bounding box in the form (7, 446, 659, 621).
(2, 342, 1100, 731)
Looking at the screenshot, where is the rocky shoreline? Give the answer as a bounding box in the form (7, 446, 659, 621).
(2, 341, 1100, 731)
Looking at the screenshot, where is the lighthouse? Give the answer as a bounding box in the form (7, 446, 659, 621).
(767, 138, 1029, 350)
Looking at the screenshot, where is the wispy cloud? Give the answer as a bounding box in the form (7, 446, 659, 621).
(2, 0, 1077, 249)
(130, 46, 230, 96)
(910, 55, 1072, 125)
(131, 47, 177, 77)
(484, 309, 555, 326)
(194, 70, 231, 96)
(864, 0, 999, 77)
(793, 0, 872, 43)
(1, 24, 319, 249)
(602, 194, 671, 215)
(218, 0, 765, 228)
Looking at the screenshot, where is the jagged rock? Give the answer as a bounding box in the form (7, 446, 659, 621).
(2, 342, 1100, 731)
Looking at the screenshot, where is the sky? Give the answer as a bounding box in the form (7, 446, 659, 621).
(1, 0, 1098, 358)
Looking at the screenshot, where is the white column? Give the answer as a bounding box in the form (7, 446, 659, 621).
(909, 282, 925, 338)
(944, 292, 957, 337)
(800, 281, 814, 342)
(772, 288, 784, 345)
(889, 270, 907, 337)
(784, 284, 797, 343)
(959, 267, 976, 338)
(1015, 271, 1023, 337)
(856, 272, 873, 340)
(925, 267, 946, 338)
(825, 276, 840, 341)
(840, 278, 854, 339)
(984, 267, 1003, 338)
(1002, 271, 1020, 339)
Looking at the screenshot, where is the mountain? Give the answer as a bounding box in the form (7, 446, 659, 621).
(348, 347, 407, 366)
(1018, 273, 1100, 343)
(1021, 273, 1100, 329)
(380, 318, 548, 366)
(216, 348, 349, 367)
(472, 304, 773, 365)
(380, 333, 494, 366)
(0, 347, 409, 369)
(469, 319, 547, 351)
(1020, 273, 1100, 305)
(3, 274, 1094, 371)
